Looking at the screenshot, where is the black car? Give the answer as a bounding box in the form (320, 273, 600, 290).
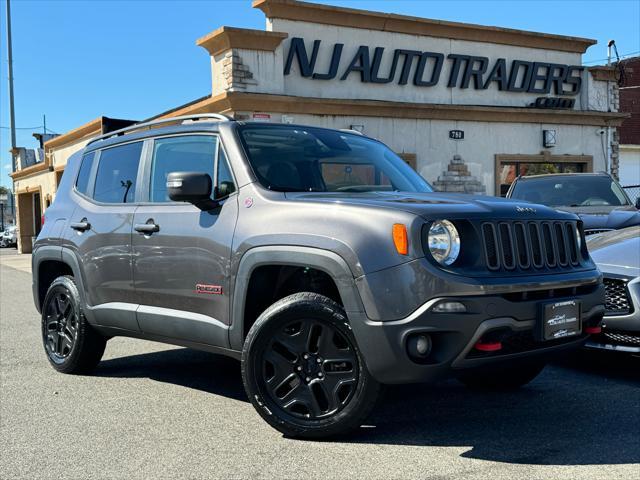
(586, 226, 640, 353)
(507, 173, 640, 235)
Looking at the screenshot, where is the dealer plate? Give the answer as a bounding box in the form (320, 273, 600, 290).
(542, 300, 581, 341)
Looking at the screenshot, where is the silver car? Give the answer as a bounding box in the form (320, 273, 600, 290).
(0, 225, 17, 248)
(586, 226, 640, 353)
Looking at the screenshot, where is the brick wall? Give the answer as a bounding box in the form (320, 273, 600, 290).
(619, 57, 640, 145)
(432, 155, 486, 194)
(221, 51, 258, 91)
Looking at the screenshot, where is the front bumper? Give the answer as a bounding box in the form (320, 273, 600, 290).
(350, 281, 605, 384)
(585, 276, 640, 353)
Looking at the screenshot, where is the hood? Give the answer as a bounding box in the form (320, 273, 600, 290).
(558, 206, 640, 231)
(587, 227, 640, 277)
(285, 191, 575, 221)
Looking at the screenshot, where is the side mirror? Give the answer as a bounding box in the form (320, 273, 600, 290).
(167, 172, 218, 210)
(636, 197, 640, 210)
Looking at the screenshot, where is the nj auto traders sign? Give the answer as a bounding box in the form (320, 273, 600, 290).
(284, 38, 584, 97)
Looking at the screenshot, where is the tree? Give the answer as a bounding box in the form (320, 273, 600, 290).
(0, 186, 10, 195)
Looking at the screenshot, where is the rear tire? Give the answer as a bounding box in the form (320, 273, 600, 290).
(41, 275, 106, 374)
(457, 360, 546, 390)
(242, 292, 380, 439)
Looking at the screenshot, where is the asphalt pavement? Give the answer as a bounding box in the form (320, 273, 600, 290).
(1, 249, 639, 479)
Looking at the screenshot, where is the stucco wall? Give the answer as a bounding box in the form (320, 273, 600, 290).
(252, 19, 591, 109)
(48, 136, 94, 171)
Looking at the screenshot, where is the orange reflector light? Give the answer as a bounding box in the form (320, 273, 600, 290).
(392, 224, 408, 255)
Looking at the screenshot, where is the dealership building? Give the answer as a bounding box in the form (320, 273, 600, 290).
(11, 0, 627, 252)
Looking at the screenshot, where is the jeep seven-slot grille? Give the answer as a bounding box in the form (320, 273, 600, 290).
(481, 221, 581, 272)
(603, 278, 631, 315)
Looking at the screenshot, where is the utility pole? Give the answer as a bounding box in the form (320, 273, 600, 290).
(5, 0, 17, 173)
(606, 40, 615, 176)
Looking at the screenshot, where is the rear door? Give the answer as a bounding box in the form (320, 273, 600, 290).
(67, 141, 144, 330)
(132, 133, 238, 347)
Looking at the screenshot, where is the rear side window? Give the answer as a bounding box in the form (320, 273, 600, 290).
(75, 152, 96, 196)
(93, 142, 143, 203)
(149, 135, 217, 202)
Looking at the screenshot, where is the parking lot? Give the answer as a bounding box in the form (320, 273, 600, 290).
(1, 248, 638, 480)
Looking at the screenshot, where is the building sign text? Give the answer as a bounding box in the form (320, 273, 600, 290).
(284, 38, 584, 96)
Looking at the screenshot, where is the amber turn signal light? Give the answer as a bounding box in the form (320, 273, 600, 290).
(392, 223, 408, 255)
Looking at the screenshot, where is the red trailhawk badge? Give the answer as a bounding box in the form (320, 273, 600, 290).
(195, 284, 223, 295)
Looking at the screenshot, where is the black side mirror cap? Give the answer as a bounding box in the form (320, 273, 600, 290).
(167, 172, 218, 210)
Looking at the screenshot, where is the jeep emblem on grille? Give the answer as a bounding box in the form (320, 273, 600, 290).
(516, 206, 537, 214)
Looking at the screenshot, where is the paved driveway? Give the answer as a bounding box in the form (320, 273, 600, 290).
(0, 247, 30, 273)
(1, 256, 638, 479)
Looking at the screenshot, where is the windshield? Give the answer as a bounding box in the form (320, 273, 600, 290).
(238, 125, 433, 193)
(510, 176, 632, 207)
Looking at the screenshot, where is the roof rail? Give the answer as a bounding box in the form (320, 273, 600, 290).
(87, 114, 233, 146)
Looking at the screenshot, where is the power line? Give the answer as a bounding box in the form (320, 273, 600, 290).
(0, 125, 43, 130)
(0, 126, 59, 134)
(582, 50, 640, 65)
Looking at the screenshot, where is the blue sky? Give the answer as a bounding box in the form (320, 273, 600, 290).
(1, 0, 639, 189)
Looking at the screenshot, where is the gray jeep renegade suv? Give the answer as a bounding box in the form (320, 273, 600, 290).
(33, 114, 605, 438)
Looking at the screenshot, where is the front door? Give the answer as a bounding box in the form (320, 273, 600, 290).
(132, 134, 238, 347)
(33, 192, 42, 237)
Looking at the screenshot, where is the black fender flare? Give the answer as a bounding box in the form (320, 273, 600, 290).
(31, 246, 92, 322)
(228, 246, 365, 350)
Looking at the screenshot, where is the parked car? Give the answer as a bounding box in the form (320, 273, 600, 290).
(0, 225, 17, 248)
(33, 115, 605, 439)
(585, 226, 640, 353)
(507, 173, 640, 235)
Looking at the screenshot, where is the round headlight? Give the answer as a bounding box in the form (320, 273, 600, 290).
(428, 220, 460, 265)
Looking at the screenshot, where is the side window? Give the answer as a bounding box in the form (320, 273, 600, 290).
(93, 142, 143, 204)
(150, 135, 217, 202)
(216, 147, 236, 197)
(75, 151, 96, 196)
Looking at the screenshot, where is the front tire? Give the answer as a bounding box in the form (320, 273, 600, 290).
(242, 292, 380, 439)
(457, 360, 546, 390)
(41, 275, 106, 374)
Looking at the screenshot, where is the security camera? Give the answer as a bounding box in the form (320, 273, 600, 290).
(596, 128, 606, 136)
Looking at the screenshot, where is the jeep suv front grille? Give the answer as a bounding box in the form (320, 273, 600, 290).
(481, 221, 581, 272)
(603, 278, 631, 315)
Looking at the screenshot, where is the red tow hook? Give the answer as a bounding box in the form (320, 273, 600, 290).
(474, 341, 502, 352)
(585, 326, 602, 334)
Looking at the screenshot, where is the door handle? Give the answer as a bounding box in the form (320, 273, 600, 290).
(134, 222, 160, 234)
(70, 219, 91, 232)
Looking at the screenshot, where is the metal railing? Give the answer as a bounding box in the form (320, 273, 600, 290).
(86, 114, 233, 146)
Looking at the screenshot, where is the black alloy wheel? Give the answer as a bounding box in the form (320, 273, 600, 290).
(261, 317, 359, 420)
(43, 289, 79, 363)
(242, 292, 380, 439)
(41, 276, 106, 374)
